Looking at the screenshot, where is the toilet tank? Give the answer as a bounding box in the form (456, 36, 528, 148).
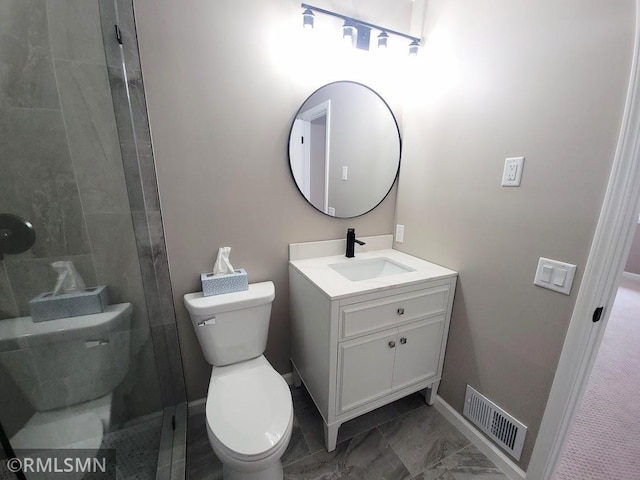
(184, 282, 275, 366)
(0, 303, 132, 411)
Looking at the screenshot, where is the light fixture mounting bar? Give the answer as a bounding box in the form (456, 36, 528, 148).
(300, 3, 420, 44)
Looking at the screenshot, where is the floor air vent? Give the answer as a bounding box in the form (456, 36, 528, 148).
(463, 385, 527, 461)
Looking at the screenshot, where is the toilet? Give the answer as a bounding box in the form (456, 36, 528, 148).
(0, 303, 133, 450)
(184, 282, 293, 480)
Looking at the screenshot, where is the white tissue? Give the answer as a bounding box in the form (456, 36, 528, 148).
(212, 247, 235, 275)
(51, 260, 87, 295)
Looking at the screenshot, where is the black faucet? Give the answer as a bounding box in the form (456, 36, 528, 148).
(346, 228, 366, 258)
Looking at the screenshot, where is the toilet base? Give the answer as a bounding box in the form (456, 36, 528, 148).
(223, 460, 283, 480)
(10, 393, 113, 450)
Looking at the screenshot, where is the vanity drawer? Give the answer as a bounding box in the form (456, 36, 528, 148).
(339, 285, 450, 340)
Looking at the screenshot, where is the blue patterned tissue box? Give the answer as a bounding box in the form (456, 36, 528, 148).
(201, 269, 248, 296)
(29, 285, 109, 322)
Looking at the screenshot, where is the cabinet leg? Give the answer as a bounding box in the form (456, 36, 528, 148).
(426, 381, 440, 406)
(292, 367, 302, 388)
(323, 421, 339, 452)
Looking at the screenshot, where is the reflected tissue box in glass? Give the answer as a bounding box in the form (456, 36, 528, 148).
(201, 269, 248, 296)
(29, 285, 109, 322)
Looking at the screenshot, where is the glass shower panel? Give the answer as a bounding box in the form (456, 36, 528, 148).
(0, 0, 169, 477)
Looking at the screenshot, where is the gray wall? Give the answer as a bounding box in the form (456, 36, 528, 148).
(0, 0, 162, 432)
(133, 0, 412, 401)
(624, 224, 640, 274)
(394, 0, 634, 470)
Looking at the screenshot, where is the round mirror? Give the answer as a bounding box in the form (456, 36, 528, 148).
(288, 81, 401, 218)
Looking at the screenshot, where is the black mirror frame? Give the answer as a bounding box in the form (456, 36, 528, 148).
(287, 80, 402, 219)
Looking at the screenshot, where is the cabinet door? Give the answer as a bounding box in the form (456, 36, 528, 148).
(337, 329, 397, 413)
(392, 317, 445, 391)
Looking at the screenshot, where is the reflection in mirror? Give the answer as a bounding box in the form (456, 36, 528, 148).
(288, 81, 401, 218)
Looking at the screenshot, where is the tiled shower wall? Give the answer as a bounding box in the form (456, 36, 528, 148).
(0, 0, 185, 435)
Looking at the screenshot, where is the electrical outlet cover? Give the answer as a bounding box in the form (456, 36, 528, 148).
(502, 157, 525, 187)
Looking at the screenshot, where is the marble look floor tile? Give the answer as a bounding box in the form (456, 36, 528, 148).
(185, 392, 509, 480)
(292, 387, 430, 455)
(187, 414, 211, 467)
(414, 445, 508, 480)
(290, 384, 315, 412)
(282, 415, 310, 466)
(187, 455, 223, 480)
(378, 406, 470, 476)
(284, 428, 411, 480)
(295, 403, 326, 454)
(186, 413, 222, 480)
(337, 403, 401, 444)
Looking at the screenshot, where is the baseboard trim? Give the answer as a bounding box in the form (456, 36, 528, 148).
(187, 371, 295, 417)
(622, 271, 640, 281)
(434, 396, 526, 480)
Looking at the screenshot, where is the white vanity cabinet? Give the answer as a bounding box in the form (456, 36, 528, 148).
(288, 244, 457, 452)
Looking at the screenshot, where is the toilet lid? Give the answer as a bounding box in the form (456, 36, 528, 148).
(206, 361, 292, 458)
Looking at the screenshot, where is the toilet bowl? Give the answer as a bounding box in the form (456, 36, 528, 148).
(184, 282, 292, 480)
(207, 355, 293, 480)
(0, 303, 132, 449)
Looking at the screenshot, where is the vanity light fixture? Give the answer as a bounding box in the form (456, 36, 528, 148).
(302, 8, 315, 29)
(408, 39, 420, 56)
(342, 20, 356, 46)
(300, 3, 421, 55)
(377, 31, 389, 49)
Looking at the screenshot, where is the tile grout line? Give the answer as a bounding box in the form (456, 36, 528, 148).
(375, 408, 473, 477)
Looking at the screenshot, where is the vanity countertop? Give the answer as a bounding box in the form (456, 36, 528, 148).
(289, 248, 457, 300)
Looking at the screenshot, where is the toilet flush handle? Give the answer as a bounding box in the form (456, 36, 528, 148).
(198, 317, 216, 327)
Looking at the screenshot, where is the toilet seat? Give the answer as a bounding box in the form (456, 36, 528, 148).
(205, 356, 292, 461)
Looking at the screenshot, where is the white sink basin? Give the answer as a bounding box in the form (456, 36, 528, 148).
(329, 257, 415, 281)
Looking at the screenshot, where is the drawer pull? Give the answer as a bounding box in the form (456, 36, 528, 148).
(397, 308, 405, 315)
(388, 341, 396, 348)
(400, 337, 407, 345)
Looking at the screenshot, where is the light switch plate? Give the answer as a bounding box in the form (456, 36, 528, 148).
(534, 257, 576, 295)
(395, 224, 405, 243)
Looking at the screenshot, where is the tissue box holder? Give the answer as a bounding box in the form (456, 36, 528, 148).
(201, 269, 248, 296)
(29, 286, 109, 323)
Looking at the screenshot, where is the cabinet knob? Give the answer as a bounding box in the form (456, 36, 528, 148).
(400, 337, 407, 345)
(397, 308, 405, 315)
(388, 340, 396, 348)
